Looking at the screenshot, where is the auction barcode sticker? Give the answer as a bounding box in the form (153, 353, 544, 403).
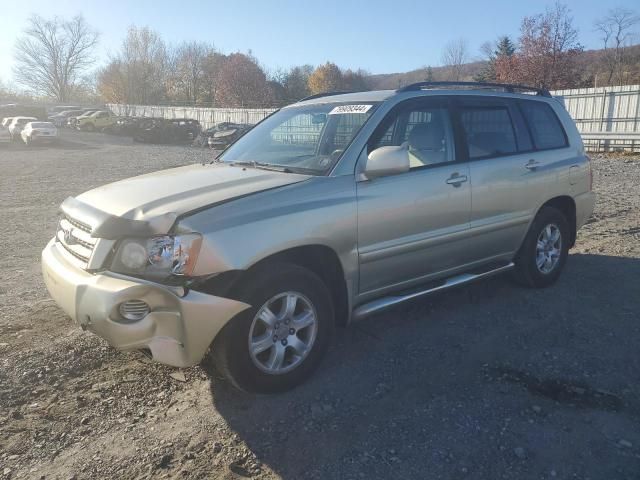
(328, 104, 373, 115)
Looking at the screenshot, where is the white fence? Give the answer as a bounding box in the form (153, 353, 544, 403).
(108, 85, 640, 152)
(551, 84, 640, 152)
(106, 104, 276, 130)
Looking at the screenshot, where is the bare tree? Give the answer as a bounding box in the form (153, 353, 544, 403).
(595, 7, 640, 85)
(170, 41, 216, 104)
(441, 38, 469, 81)
(13, 15, 98, 102)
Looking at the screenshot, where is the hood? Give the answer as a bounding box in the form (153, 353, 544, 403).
(76, 163, 310, 222)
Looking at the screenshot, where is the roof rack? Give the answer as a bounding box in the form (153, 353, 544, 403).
(396, 81, 551, 97)
(297, 91, 356, 102)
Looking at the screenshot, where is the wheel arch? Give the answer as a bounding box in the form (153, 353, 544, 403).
(195, 244, 350, 327)
(539, 195, 577, 247)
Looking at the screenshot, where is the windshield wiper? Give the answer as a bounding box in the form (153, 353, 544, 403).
(229, 161, 295, 173)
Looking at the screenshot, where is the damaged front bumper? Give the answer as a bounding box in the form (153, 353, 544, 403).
(42, 238, 250, 367)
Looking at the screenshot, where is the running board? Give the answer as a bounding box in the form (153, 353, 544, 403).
(352, 262, 515, 320)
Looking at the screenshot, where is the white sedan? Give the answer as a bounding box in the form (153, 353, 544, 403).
(8, 116, 38, 140)
(21, 122, 58, 146)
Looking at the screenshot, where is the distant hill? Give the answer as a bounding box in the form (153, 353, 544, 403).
(367, 44, 640, 90)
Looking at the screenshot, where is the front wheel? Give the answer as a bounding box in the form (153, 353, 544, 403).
(513, 206, 570, 288)
(208, 263, 334, 393)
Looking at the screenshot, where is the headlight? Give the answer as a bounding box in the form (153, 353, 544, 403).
(111, 233, 202, 279)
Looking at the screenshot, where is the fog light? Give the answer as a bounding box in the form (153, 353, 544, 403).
(118, 300, 150, 322)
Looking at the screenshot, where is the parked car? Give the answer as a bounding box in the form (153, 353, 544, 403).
(42, 82, 595, 393)
(0, 105, 46, 121)
(194, 122, 253, 148)
(67, 110, 98, 128)
(76, 110, 117, 131)
(48, 110, 86, 128)
(133, 118, 201, 144)
(8, 116, 38, 141)
(0, 124, 10, 145)
(103, 116, 147, 136)
(48, 105, 82, 115)
(21, 121, 58, 146)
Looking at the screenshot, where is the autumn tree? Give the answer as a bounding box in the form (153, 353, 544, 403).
(499, 2, 583, 89)
(97, 26, 169, 104)
(441, 38, 469, 81)
(13, 15, 98, 101)
(307, 62, 344, 94)
(595, 7, 640, 86)
(200, 51, 226, 104)
(214, 53, 273, 107)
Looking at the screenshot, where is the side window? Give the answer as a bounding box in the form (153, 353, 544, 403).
(519, 100, 568, 150)
(369, 103, 455, 168)
(459, 104, 517, 159)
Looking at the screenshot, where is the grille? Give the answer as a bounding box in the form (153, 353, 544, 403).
(55, 214, 97, 268)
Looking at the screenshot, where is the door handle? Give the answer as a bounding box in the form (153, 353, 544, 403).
(445, 173, 468, 187)
(525, 159, 541, 170)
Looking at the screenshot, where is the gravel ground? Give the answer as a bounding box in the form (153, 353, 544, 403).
(0, 131, 639, 480)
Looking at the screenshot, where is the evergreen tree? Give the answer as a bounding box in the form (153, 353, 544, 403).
(474, 35, 515, 82)
(424, 66, 434, 81)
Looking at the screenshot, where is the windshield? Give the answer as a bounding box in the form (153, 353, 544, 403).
(219, 102, 379, 174)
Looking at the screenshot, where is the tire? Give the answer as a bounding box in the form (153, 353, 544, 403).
(208, 263, 334, 393)
(513, 206, 570, 288)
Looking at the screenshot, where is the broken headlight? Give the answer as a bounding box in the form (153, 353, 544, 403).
(111, 234, 202, 279)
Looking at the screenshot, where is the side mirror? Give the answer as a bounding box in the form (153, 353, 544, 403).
(364, 144, 410, 179)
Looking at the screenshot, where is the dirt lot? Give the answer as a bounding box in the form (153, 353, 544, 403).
(0, 130, 639, 480)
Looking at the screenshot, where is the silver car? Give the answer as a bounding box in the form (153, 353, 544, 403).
(42, 82, 595, 393)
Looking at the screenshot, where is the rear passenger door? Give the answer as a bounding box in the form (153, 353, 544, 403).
(455, 96, 566, 261)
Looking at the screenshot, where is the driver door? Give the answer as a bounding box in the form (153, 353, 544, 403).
(356, 97, 473, 296)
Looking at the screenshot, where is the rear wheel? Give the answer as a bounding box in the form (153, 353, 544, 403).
(513, 206, 570, 288)
(208, 263, 334, 393)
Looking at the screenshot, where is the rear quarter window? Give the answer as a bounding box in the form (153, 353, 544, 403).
(519, 100, 568, 150)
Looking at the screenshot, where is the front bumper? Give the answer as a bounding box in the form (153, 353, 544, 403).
(41, 238, 250, 367)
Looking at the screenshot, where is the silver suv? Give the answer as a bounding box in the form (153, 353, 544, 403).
(42, 82, 595, 393)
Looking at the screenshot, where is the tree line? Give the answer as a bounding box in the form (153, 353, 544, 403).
(4, 2, 640, 106)
(96, 27, 369, 108)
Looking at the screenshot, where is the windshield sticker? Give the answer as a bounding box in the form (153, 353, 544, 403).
(328, 104, 372, 115)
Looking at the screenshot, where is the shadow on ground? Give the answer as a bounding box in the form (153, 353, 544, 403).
(208, 253, 640, 479)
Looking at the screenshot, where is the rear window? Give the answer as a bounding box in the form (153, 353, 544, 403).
(519, 100, 567, 150)
(460, 106, 517, 159)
